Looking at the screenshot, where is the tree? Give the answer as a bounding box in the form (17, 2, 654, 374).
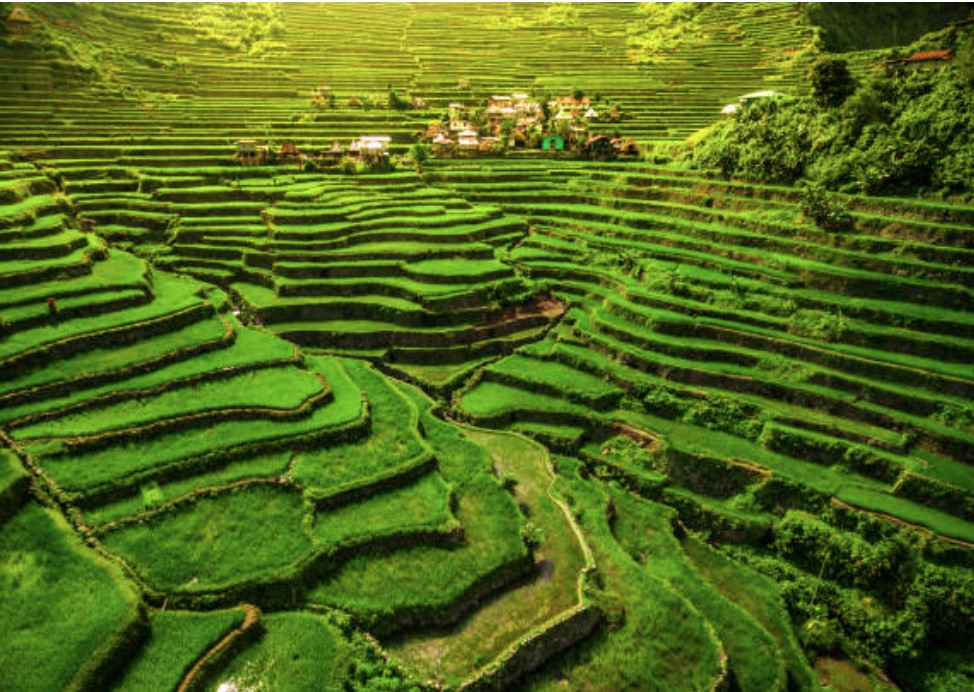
(810, 58, 856, 108)
(957, 38, 974, 86)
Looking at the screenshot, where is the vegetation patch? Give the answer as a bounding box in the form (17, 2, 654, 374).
(100, 485, 312, 592)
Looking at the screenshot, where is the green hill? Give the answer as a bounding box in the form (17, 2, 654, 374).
(1, 4, 973, 691)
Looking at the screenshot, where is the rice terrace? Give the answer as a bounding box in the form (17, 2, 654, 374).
(2, 1, 974, 690)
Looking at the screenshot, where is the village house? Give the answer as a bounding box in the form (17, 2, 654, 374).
(278, 140, 302, 163)
(319, 140, 344, 163)
(311, 84, 331, 109)
(6, 4, 32, 34)
(431, 133, 455, 157)
(885, 49, 954, 73)
(233, 139, 267, 166)
(457, 129, 480, 156)
(350, 135, 391, 164)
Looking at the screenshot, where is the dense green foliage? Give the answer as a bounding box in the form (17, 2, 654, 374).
(2, 3, 974, 690)
(691, 28, 974, 196)
(0, 503, 144, 691)
(806, 2, 973, 52)
(113, 608, 244, 692)
(735, 511, 974, 678)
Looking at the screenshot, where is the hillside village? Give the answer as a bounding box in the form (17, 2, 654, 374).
(1, 4, 973, 692)
(236, 89, 641, 166)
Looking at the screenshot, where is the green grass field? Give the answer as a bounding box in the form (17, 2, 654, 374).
(1, 3, 973, 690)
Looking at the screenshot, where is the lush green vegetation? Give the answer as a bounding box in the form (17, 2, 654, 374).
(209, 611, 351, 691)
(690, 24, 974, 197)
(112, 608, 245, 692)
(0, 503, 144, 691)
(1, 2, 973, 690)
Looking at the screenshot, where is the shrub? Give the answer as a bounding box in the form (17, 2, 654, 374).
(799, 181, 852, 232)
(810, 58, 857, 108)
(406, 143, 429, 170)
(387, 90, 409, 111)
(788, 309, 847, 342)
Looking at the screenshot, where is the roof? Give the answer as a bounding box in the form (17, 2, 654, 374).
(7, 5, 31, 23)
(739, 90, 785, 101)
(358, 135, 391, 143)
(907, 49, 953, 62)
(458, 129, 479, 137)
(722, 90, 791, 113)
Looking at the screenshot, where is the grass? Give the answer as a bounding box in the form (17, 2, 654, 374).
(836, 484, 974, 544)
(210, 611, 352, 691)
(608, 489, 785, 691)
(680, 534, 819, 690)
(0, 270, 206, 362)
(291, 358, 426, 495)
(100, 485, 313, 591)
(0, 502, 143, 692)
(84, 451, 293, 527)
(12, 364, 323, 439)
(458, 380, 592, 423)
(112, 608, 245, 692)
(35, 356, 363, 492)
(311, 470, 454, 546)
(306, 385, 527, 629)
(384, 426, 587, 686)
(486, 354, 623, 406)
(520, 457, 725, 691)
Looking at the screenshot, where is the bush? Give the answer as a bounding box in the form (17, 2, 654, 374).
(810, 58, 856, 108)
(799, 181, 852, 232)
(387, 90, 409, 111)
(406, 143, 429, 169)
(788, 309, 847, 342)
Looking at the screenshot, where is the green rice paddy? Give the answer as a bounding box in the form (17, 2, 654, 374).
(1, 2, 972, 690)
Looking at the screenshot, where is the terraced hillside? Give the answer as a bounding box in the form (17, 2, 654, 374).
(2, 3, 974, 692)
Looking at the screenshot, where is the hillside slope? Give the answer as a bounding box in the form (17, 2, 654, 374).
(1, 4, 973, 691)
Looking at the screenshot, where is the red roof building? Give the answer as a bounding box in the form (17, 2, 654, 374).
(906, 49, 953, 62)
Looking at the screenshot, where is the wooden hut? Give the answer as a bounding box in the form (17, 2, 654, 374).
(7, 5, 32, 35)
(278, 140, 302, 163)
(233, 139, 267, 166)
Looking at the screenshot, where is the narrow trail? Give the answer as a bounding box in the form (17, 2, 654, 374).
(539, 446, 596, 603)
(176, 604, 262, 692)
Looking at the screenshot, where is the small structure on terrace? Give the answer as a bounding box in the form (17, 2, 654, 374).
(311, 84, 332, 109)
(319, 140, 344, 163)
(278, 140, 302, 163)
(886, 49, 954, 72)
(457, 129, 480, 156)
(6, 4, 32, 35)
(431, 133, 455, 157)
(233, 139, 268, 166)
(720, 90, 791, 115)
(351, 135, 391, 164)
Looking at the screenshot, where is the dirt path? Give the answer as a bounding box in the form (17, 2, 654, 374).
(176, 604, 262, 692)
